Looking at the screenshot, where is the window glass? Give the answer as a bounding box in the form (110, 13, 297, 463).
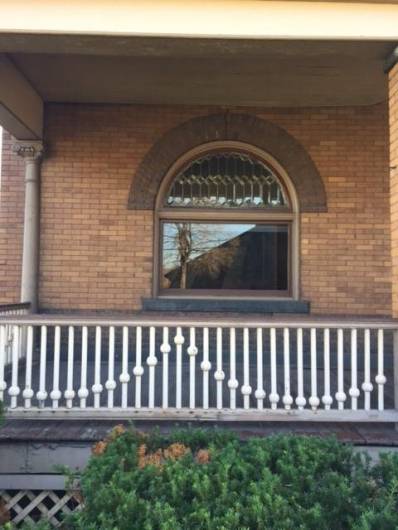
(166, 152, 288, 208)
(161, 222, 288, 291)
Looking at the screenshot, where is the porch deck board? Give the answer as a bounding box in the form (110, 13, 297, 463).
(0, 418, 397, 447)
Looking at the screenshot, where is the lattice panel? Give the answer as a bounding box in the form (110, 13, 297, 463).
(0, 489, 81, 528)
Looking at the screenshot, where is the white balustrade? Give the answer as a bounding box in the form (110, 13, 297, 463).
(295, 328, 306, 410)
(0, 316, 396, 422)
(37, 325, 48, 408)
(0, 304, 31, 372)
(349, 329, 359, 410)
(92, 326, 103, 409)
(78, 326, 88, 408)
(64, 326, 75, 409)
(120, 326, 130, 409)
(9, 326, 20, 408)
(376, 329, 386, 411)
(134, 326, 143, 409)
(322, 328, 332, 409)
(188, 327, 198, 410)
(201, 327, 211, 410)
(309, 328, 320, 410)
(228, 327, 238, 410)
(106, 326, 116, 409)
(241, 328, 252, 410)
(174, 327, 183, 409)
(255, 328, 265, 409)
(50, 326, 61, 409)
(215, 327, 225, 410)
(147, 326, 157, 409)
(282, 328, 293, 410)
(335, 328, 347, 410)
(23, 325, 34, 408)
(269, 328, 279, 410)
(161, 327, 170, 409)
(362, 329, 373, 411)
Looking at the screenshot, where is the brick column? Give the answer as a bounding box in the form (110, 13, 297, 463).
(13, 141, 44, 313)
(390, 63, 398, 318)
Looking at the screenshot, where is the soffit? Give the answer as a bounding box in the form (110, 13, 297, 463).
(5, 38, 394, 107)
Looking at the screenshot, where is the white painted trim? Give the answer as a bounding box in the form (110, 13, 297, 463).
(0, 315, 397, 329)
(1, 1, 398, 41)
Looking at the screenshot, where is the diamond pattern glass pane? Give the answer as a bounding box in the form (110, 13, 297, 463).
(166, 152, 288, 208)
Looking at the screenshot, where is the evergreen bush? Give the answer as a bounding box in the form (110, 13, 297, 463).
(65, 427, 398, 530)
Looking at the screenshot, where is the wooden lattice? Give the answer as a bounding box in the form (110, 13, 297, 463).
(0, 489, 81, 528)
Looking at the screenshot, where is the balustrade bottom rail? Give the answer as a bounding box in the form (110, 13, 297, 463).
(0, 315, 397, 422)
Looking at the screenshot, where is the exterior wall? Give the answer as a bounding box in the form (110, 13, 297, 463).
(0, 102, 392, 315)
(33, 102, 391, 315)
(389, 63, 398, 318)
(0, 129, 24, 303)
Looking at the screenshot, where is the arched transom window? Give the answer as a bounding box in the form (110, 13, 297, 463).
(166, 152, 288, 209)
(156, 144, 298, 298)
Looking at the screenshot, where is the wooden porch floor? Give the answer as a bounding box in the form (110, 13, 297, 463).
(0, 418, 397, 447)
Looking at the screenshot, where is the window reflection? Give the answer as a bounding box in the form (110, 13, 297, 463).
(161, 223, 288, 291)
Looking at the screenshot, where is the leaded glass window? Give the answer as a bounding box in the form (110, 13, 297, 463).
(157, 146, 296, 297)
(165, 152, 288, 208)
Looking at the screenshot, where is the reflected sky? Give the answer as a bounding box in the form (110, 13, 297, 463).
(162, 223, 286, 272)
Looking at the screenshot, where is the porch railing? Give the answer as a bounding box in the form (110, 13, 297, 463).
(0, 303, 30, 366)
(0, 315, 397, 421)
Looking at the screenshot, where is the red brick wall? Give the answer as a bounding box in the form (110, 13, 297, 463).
(0, 129, 24, 304)
(0, 102, 392, 315)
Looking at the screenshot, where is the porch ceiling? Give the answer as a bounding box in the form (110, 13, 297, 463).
(5, 37, 395, 108)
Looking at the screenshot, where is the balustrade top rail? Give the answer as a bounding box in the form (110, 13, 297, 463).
(0, 303, 31, 315)
(0, 313, 397, 330)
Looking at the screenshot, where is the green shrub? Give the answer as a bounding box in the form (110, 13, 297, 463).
(1, 522, 52, 530)
(65, 427, 398, 530)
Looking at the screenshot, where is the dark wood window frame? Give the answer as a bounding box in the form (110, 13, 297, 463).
(153, 141, 300, 301)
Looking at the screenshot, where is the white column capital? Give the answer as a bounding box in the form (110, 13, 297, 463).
(12, 140, 44, 162)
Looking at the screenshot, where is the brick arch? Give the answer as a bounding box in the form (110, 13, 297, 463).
(128, 113, 327, 212)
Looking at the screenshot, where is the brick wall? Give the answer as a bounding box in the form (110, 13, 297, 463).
(295, 105, 391, 315)
(0, 130, 24, 304)
(389, 64, 398, 318)
(0, 102, 392, 315)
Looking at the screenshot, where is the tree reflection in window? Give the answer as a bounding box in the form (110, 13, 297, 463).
(159, 148, 292, 294)
(162, 222, 288, 291)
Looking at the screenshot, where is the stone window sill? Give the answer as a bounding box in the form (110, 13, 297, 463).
(142, 298, 310, 314)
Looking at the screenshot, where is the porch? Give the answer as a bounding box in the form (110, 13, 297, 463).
(1, 312, 397, 423)
(1, 3, 398, 429)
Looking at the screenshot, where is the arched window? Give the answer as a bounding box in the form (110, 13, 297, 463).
(155, 142, 299, 299)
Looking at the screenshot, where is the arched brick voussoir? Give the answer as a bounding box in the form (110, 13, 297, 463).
(128, 113, 327, 212)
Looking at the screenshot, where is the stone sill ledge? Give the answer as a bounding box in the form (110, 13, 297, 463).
(142, 298, 310, 314)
